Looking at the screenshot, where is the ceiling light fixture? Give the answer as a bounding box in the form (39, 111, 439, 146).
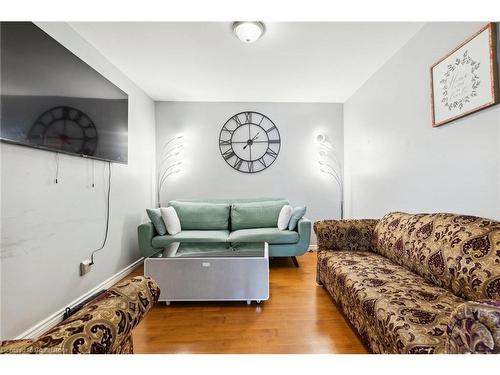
(232, 22, 265, 44)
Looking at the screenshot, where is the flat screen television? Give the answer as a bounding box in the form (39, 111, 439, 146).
(0, 22, 128, 164)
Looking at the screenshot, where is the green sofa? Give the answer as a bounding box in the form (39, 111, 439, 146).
(138, 197, 311, 265)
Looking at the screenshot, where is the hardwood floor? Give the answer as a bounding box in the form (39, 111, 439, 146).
(124, 251, 368, 354)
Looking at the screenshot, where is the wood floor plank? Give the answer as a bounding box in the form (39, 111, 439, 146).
(121, 252, 368, 354)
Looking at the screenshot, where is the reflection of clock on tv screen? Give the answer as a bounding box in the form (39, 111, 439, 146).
(218, 111, 281, 174)
(28, 106, 98, 156)
(0, 22, 128, 164)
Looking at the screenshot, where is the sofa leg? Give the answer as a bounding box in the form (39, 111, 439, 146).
(291, 256, 299, 267)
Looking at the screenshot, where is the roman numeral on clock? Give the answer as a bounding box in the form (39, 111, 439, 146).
(247, 161, 254, 172)
(266, 125, 277, 133)
(219, 139, 231, 146)
(234, 157, 243, 170)
(72, 111, 82, 123)
(222, 149, 235, 160)
(222, 126, 234, 135)
(244, 112, 252, 123)
(232, 115, 242, 126)
(258, 115, 265, 125)
(266, 148, 278, 158)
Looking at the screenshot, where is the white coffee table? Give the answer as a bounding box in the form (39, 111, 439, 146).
(144, 242, 269, 305)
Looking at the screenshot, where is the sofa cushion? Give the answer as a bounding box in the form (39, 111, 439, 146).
(373, 212, 500, 301)
(315, 219, 378, 252)
(230, 200, 288, 230)
(169, 201, 230, 230)
(151, 230, 230, 248)
(160, 206, 181, 235)
(277, 205, 293, 230)
(174, 197, 288, 205)
(317, 250, 464, 354)
(288, 206, 307, 230)
(146, 208, 167, 235)
(228, 227, 299, 244)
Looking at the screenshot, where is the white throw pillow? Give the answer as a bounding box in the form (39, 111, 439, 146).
(277, 205, 293, 231)
(160, 207, 181, 235)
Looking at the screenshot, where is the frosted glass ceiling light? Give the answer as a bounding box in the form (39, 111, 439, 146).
(232, 22, 265, 43)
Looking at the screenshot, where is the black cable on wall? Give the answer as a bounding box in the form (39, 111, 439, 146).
(90, 161, 111, 265)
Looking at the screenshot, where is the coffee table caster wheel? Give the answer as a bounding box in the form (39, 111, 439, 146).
(256, 300, 261, 304)
(165, 301, 171, 306)
(246, 300, 251, 305)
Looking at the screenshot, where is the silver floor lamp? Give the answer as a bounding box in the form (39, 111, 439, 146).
(157, 135, 183, 207)
(316, 134, 344, 219)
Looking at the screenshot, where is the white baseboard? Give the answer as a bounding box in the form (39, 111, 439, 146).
(15, 257, 144, 340)
(309, 244, 318, 251)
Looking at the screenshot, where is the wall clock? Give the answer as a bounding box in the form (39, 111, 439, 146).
(28, 106, 98, 155)
(219, 111, 281, 173)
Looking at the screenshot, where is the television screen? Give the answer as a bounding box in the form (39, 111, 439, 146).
(0, 22, 128, 163)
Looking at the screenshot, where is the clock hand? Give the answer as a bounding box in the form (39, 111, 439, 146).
(243, 131, 261, 149)
(243, 132, 260, 149)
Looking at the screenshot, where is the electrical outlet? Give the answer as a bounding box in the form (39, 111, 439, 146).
(80, 260, 92, 276)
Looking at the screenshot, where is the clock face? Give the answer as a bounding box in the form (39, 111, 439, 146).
(219, 111, 281, 173)
(28, 106, 98, 155)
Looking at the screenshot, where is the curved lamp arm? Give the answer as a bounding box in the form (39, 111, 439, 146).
(318, 160, 342, 180)
(316, 134, 343, 219)
(158, 161, 182, 185)
(158, 135, 183, 153)
(318, 149, 342, 171)
(160, 144, 183, 158)
(157, 169, 181, 207)
(157, 135, 184, 207)
(320, 167, 344, 219)
(158, 146, 183, 170)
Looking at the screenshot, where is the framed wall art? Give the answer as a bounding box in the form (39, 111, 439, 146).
(430, 23, 499, 127)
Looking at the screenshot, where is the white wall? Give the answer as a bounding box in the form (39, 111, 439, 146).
(0, 23, 156, 339)
(155, 102, 344, 241)
(344, 22, 500, 220)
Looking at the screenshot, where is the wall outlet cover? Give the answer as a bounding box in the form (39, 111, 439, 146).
(80, 260, 92, 276)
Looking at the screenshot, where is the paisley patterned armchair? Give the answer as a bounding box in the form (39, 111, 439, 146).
(0, 276, 160, 354)
(314, 212, 500, 354)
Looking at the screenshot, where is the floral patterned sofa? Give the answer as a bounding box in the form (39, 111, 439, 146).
(0, 276, 160, 354)
(314, 212, 500, 354)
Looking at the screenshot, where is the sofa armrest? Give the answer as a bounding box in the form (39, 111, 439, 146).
(313, 219, 378, 252)
(138, 222, 161, 258)
(293, 217, 312, 254)
(297, 217, 311, 235)
(0, 276, 160, 354)
(446, 300, 500, 354)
